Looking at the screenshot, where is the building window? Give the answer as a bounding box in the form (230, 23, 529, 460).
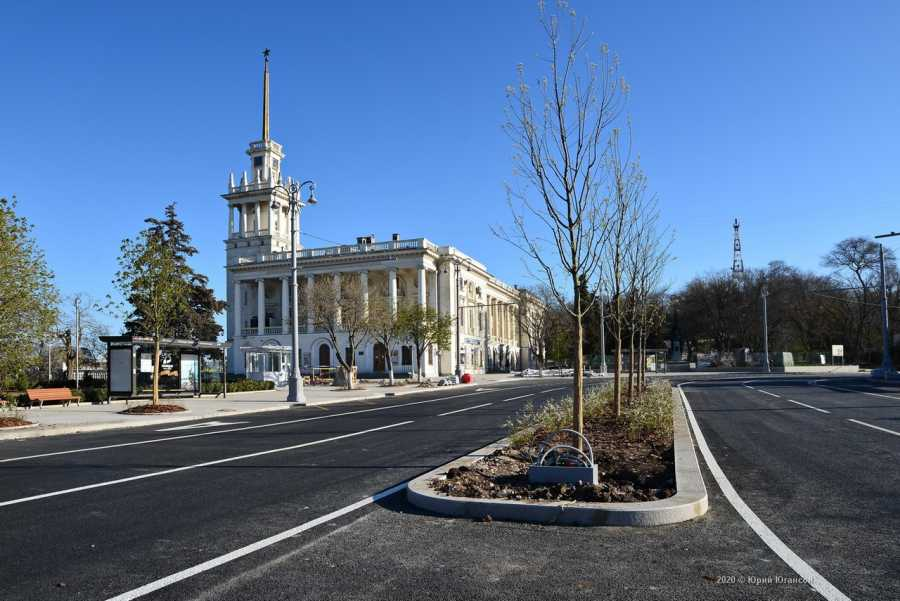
(428, 346, 433, 365)
(253, 156, 263, 168)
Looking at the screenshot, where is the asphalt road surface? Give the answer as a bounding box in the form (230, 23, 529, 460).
(1, 375, 896, 600)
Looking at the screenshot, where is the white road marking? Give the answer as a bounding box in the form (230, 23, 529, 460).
(847, 418, 900, 438)
(542, 387, 568, 393)
(785, 399, 831, 414)
(500, 393, 534, 403)
(679, 385, 852, 601)
(104, 481, 409, 601)
(438, 403, 493, 416)
(0, 421, 412, 508)
(156, 421, 249, 432)
(0, 386, 538, 463)
(756, 389, 781, 398)
(815, 382, 900, 402)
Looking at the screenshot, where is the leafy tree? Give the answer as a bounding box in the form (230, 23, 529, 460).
(126, 204, 224, 341)
(398, 304, 452, 382)
(367, 294, 404, 385)
(111, 221, 192, 404)
(308, 274, 369, 390)
(0, 196, 59, 389)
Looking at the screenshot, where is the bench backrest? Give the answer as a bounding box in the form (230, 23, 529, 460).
(26, 388, 74, 401)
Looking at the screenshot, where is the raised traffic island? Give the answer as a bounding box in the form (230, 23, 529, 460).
(407, 384, 708, 526)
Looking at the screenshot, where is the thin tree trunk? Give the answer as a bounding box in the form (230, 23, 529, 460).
(152, 337, 160, 406)
(628, 330, 635, 402)
(387, 354, 395, 386)
(614, 295, 622, 416)
(573, 314, 584, 449)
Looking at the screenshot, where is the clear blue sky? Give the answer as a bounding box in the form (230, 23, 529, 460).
(2, 1, 899, 333)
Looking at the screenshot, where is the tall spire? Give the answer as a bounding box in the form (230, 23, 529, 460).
(262, 48, 271, 141)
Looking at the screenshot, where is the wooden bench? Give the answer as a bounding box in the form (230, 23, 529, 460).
(25, 388, 80, 409)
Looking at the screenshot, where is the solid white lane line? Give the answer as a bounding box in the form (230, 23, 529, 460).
(0, 421, 413, 508)
(847, 419, 900, 438)
(756, 389, 781, 398)
(679, 385, 851, 601)
(500, 393, 534, 403)
(0, 386, 540, 464)
(786, 399, 831, 414)
(104, 481, 409, 601)
(438, 403, 493, 417)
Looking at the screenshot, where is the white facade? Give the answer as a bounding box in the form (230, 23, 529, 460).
(223, 55, 536, 381)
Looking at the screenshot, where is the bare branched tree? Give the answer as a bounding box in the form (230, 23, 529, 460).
(604, 127, 645, 415)
(517, 285, 554, 373)
(308, 274, 370, 390)
(494, 3, 626, 442)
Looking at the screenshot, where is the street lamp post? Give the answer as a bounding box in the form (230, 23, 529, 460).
(279, 179, 317, 403)
(873, 231, 899, 380)
(447, 257, 474, 377)
(761, 284, 771, 373)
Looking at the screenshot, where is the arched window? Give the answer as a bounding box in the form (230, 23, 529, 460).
(318, 344, 331, 368)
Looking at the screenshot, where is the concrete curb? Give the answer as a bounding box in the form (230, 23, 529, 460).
(406, 388, 708, 526)
(0, 422, 40, 432)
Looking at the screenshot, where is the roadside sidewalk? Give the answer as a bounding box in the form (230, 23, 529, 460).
(0, 373, 521, 441)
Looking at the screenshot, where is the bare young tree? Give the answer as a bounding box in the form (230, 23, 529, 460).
(308, 274, 370, 390)
(367, 294, 404, 386)
(518, 285, 554, 374)
(495, 3, 626, 442)
(604, 127, 645, 415)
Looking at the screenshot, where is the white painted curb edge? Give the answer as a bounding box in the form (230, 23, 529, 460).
(406, 389, 708, 526)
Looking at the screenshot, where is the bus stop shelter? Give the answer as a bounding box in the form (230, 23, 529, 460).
(101, 335, 228, 401)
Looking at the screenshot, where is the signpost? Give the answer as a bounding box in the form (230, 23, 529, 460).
(831, 344, 844, 366)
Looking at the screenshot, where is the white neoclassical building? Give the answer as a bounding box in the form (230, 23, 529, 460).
(224, 54, 535, 381)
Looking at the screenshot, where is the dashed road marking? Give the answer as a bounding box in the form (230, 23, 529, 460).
(0, 421, 413, 508)
(438, 403, 493, 416)
(785, 399, 830, 414)
(847, 418, 900, 438)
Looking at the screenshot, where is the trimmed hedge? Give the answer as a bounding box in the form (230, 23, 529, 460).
(202, 379, 274, 394)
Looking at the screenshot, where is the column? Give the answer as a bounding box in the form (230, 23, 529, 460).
(428, 270, 438, 310)
(240, 205, 247, 234)
(306, 274, 314, 331)
(333, 272, 342, 325)
(228, 206, 234, 236)
(233, 280, 242, 338)
(255, 202, 262, 234)
(267, 201, 274, 234)
(257, 278, 265, 334)
(360, 271, 369, 317)
(417, 267, 427, 308)
(281, 277, 289, 334)
(388, 269, 398, 316)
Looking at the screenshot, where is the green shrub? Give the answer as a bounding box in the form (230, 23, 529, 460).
(504, 380, 673, 446)
(202, 379, 273, 393)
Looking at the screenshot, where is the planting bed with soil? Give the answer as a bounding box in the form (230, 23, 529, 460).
(432, 382, 675, 503)
(119, 404, 187, 414)
(0, 416, 33, 428)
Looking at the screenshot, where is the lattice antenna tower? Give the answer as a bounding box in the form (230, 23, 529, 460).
(732, 218, 744, 276)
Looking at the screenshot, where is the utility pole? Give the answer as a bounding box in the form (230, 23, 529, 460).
(74, 297, 81, 389)
(761, 285, 771, 373)
(874, 231, 899, 380)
